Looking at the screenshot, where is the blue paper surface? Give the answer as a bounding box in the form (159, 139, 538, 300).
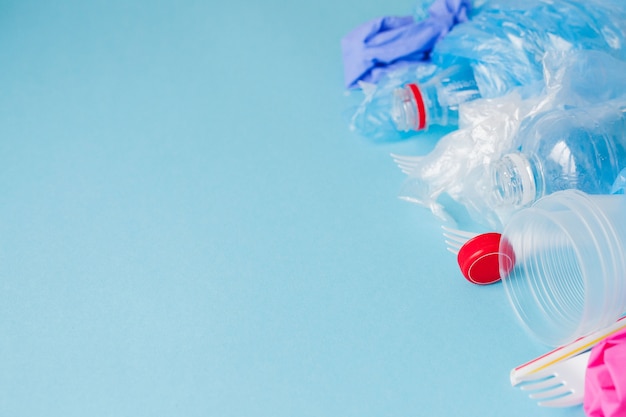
(0, 1, 586, 417)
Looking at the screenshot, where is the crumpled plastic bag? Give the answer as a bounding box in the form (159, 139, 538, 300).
(341, 0, 471, 89)
(584, 328, 626, 417)
(430, 0, 626, 99)
(398, 88, 539, 228)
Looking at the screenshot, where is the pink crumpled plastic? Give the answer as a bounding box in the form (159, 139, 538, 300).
(584, 328, 626, 417)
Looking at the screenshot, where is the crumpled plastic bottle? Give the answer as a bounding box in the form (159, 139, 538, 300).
(349, 0, 626, 141)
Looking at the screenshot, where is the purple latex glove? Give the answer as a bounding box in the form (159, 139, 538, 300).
(584, 328, 626, 417)
(341, 0, 471, 89)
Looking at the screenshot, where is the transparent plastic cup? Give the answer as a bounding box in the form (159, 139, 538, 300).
(499, 190, 626, 346)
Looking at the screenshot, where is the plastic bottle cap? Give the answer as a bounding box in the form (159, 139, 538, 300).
(457, 233, 515, 285)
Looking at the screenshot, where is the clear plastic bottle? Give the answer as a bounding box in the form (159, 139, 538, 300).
(390, 64, 481, 132)
(349, 62, 480, 141)
(489, 103, 626, 221)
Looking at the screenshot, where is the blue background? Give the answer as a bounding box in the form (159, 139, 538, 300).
(0, 1, 587, 416)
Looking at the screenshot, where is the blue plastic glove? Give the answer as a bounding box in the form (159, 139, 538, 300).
(341, 0, 471, 89)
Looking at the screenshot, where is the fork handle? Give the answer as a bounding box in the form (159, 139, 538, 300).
(510, 316, 626, 385)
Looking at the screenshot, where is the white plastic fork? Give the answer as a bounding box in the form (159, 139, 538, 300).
(390, 153, 422, 175)
(441, 225, 478, 255)
(513, 350, 590, 408)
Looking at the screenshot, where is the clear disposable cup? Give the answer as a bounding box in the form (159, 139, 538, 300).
(499, 190, 626, 346)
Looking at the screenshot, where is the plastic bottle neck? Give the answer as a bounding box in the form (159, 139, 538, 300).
(391, 83, 428, 132)
(491, 152, 539, 208)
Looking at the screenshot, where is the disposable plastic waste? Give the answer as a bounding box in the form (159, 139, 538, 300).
(489, 103, 626, 224)
(347, 0, 626, 140)
(433, 0, 626, 100)
(397, 88, 538, 228)
(349, 62, 480, 140)
(396, 50, 626, 230)
(341, 0, 471, 89)
(500, 190, 626, 346)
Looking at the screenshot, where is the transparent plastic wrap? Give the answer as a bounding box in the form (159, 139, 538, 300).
(396, 50, 626, 230)
(433, 0, 626, 99)
(397, 90, 538, 229)
(542, 50, 626, 107)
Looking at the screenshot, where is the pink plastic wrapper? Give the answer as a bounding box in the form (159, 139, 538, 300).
(584, 328, 626, 417)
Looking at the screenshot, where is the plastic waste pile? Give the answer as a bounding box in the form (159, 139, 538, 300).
(399, 50, 626, 231)
(342, 0, 626, 413)
(344, 0, 626, 140)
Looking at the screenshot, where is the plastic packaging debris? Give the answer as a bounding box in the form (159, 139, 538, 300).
(488, 102, 626, 225)
(396, 50, 626, 230)
(349, 62, 480, 140)
(433, 0, 626, 99)
(346, 0, 626, 141)
(397, 87, 538, 228)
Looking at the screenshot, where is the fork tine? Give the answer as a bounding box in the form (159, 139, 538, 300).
(396, 166, 418, 175)
(514, 367, 553, 385)
(513, 349, 590, 408)
(520, 377, 560, 392)
(390, 155, 418, 163)
(442, 232, 469, 244)
(443, 239, 463, 255)
(539, 393, 583, 408)
(441, 225, 478, 255)
(390, 153, 422, 175)
(394, 162, 418, 171)
(390, 153, 421, 163)
(441, 225, 478, 238)
(394, 163, 419, 175)
(528, 385, 569, 400)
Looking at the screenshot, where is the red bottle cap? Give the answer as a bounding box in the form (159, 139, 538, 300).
(457, 233, 515, 285)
